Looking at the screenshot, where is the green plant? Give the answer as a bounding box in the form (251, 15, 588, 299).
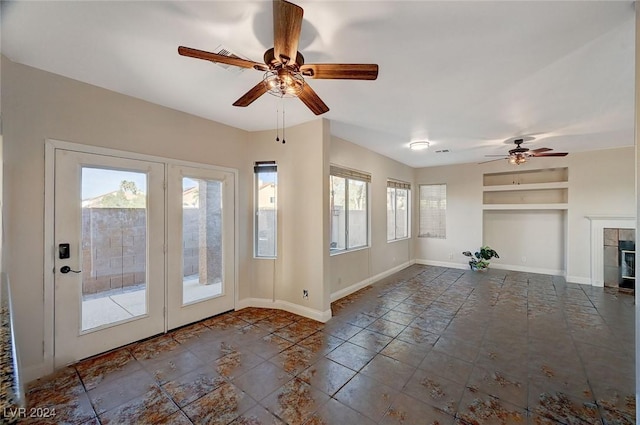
(462, 246, 499, 270)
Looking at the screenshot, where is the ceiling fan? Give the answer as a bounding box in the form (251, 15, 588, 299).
(481, 139, 569, 165)
(178, 0, 379, 115)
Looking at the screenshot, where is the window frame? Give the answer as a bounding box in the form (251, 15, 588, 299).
(418, 183, 447, 239)
(330, 166, 371, 254)
(387, 180, 411, 242)
(254, 161, 278, 258)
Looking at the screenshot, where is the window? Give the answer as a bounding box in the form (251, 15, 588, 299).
(330, 165, 370, 252)
(387, 180, 410, 241)
(254, 161, 277, 257)
(419, 184, 446, 238)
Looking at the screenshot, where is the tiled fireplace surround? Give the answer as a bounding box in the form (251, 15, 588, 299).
(603, 227, 635, 288)
(588, 216, 635, 287)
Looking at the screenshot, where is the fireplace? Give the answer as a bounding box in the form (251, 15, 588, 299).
(587, 216, 635, 287)
(619, 240, 635, 289)
(603, 227, 635, 291)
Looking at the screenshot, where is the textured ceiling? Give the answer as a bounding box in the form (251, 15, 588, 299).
(2, 1, 635, 167)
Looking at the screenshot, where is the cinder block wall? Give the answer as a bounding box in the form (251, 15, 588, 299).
(81, 208, 205, 294)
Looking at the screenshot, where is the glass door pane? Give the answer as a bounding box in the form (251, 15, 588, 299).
(81, 168, 148, 331)
(182, 177, 223, 305)
(55, 148, 164, 366)
(167, 164, 235, 330)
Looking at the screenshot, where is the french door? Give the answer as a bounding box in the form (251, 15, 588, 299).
(52, 146, 235, 366)
(166, 164, 235, 329)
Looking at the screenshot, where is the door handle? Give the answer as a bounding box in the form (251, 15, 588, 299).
(60, 266, 81, 274)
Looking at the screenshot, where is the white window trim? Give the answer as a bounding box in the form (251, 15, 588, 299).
(253, 161, 277, 259)
(387, 184, 411, 242)
(330, 167, 371, 253)
(418, 183, 447, 239)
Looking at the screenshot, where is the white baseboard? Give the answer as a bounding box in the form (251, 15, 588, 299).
(23, 362, 51, 384)
(566, 275, 596, 286)
(330, 260, 414, 302)
(236, 298, 332, 323)
(414, 259, 570, 279)
(490, 263, 565, 276)
(414, 259, 468, 270)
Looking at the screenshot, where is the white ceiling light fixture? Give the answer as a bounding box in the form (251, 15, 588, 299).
(409, 141, 430, 151)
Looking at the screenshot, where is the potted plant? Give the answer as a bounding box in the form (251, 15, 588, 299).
(462, 246, 499, 270)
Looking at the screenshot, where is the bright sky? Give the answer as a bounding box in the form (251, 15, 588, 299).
(81, 168, 198, 200)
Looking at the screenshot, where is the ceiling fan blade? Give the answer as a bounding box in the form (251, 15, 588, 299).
(299, 84, 329, 115)
(532, 152, 568, 157)
(232, 81, 268, 107)
(529, 147, 553, 154)
(178, 46, 265, 70)
(300, 64, 379, 80)
(479, 158, 507, 164)
(273, 0, 304, 64)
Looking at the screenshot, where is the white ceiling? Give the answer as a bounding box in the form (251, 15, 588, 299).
(2, 1, 635, 167)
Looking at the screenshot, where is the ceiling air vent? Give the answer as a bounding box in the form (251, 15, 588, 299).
(435, 149, 450, 153)
(212, 45, 247, 75)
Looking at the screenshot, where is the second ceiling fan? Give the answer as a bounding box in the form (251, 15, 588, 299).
(482, 139, 568, 165)
(178, 0, 379, 115)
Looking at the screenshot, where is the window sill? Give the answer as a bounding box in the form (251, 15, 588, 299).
(387, 237, 411, 244)
(330, 246, 370, 257)
(254, 256, 277, 260)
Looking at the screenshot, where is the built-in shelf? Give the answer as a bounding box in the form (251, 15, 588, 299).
(483, 203, 569, 210)
(482, 167, 569, 211)
(483, 181, 568, 192)
(483, 167, 568, 186)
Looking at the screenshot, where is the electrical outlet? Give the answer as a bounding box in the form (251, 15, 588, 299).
(521, 256, 527, 263)
(303, 289, 309, 299)
(448, 252, 453, 260)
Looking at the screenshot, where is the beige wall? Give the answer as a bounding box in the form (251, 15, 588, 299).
(329, 136, 414, 296)
(483, 210, 566, 274)
(414, 147, 636, 282)
(2, 58, 252, 379)
(413, 162, 483, 266)
(246, 119, 331, 315)
(3, 56, 636, 385)
(566, 148, 636, 282)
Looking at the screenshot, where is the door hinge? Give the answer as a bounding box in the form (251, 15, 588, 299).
(163, 244, 167, 254)
(163, 180, 167, 190)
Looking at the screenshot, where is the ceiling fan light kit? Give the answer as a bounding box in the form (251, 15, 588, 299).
(178, 0, 379, 116)
(263, 69, 305, 98)
(509, 153, 527, 165)
(409, 141, 430, 151)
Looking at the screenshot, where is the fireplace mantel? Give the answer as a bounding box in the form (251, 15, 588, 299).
(586, 216, 636, 287)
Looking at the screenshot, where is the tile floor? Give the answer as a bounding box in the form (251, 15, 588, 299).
(23, 265, 635, 424)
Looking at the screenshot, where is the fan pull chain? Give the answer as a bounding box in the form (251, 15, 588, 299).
(275, 106, 280, 142)
(282, 106, 286, 144)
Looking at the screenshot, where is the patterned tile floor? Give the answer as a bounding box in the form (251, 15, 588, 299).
(23, 265, 635, 424)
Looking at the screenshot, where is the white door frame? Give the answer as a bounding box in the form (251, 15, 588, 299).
(166, 164, 236, 329)
(54, 149, 166, 366)
(44, 139, 239, 374)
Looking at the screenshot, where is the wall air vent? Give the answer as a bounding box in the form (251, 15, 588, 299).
(212, 45, 247, 75)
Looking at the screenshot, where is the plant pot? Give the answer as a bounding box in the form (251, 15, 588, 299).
(470, 262, 489, 271)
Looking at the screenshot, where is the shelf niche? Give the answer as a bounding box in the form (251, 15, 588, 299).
(483, 167, 568, 186)
(482, 167, 568, 210)
(483, 188, 568, 205)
